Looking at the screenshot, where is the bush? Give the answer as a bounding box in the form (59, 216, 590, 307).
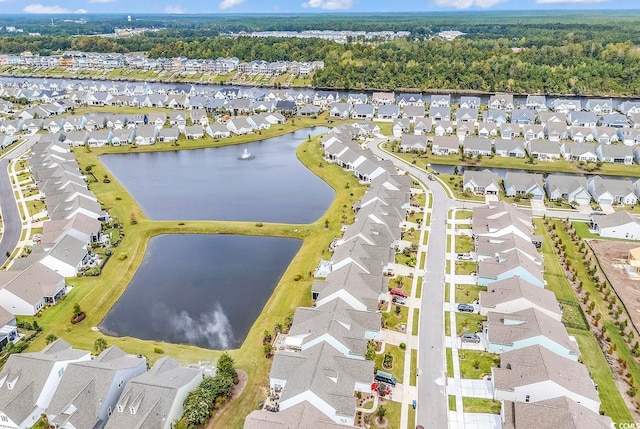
(399, 342, 406, 350)
(154, 347, 164, 354)
(293, 274, 302, 281)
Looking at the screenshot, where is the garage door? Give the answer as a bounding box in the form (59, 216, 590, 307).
(599, 199, 613, 206)
(575, 197, 591, 205)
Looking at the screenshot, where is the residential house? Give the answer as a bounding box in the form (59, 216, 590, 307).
(183, 125, 204, 140)
(539, 111, 567, 126)
(472, 202, 535, 243)
(396, 93, 424, 107)
(590, 211, 640, 240)
(596, 144, 634, 165)
(475, 233, 541, 265)
(0, 262, 66, 316)
(206, 123, 231, 139)
(494, 140, 525, 158)
(431, 136, 460, 156)
(402, 105, 425, 122)
(134, 125, 157, 145)
(587, 176, 637, 206)
(0, 340, 90, 429)
(478, 122, 498, 138)
(567, 112, 597, 128)
(377, 105, 400, 120)
(463, 170, 500, 195)
(544, 122, 568, 142)
(413, 117, 433, 135)
(522, 125, 545, 141)
(460, 96, 481, 110)
(297, 104, 321, 117)
(329, 102, 351, 119)
(226, 118, 253, 135)
(510, 109, 536, 125)
(430, 94, 451, 108)
(244, 401, 350, 429)
(551, 99, 581, 114)
(109, 129, 134, 146)
(351, 104, 375, 120)
(0, 308, 17, 352)
(484, 308, 580, 360)
(525, 95, 547, 110)
(433, 120, 454, 136)
(347, 93, 368, 105)
(598, 113, 628, 128)
(569, 126, 595, 143)
(371, 92, 395, 105)
(592, 126, 619, 144)
(545, 174, 590, 204)
(619, 101, 640, 117)
(429, 106, 451, 122)
(489, 93, 514, 111)
(617, 128, 640, 146)
(85, 130, 110, 147)
(560, 142, 597, 162)
(455, 108, 479, 123)
(104, 357, 202, 429)
(492, 345, 599, 412)
(46, 347, 147, 429)
(501, 397, 613, 429)
(39, 235, 90, 277)
(169, 111, 187, 128)
(499, 123, 520, 139)
(479, 277, 562, 321)
(483, 109, 508, 124)
(477, 250, 544, 287)
(189, 108, 209, 126)
(400, 135, 427, 153)
(157, 127, 180, 143)
(462, 137, 492, 157)
(585, 98, 614, 115)
(503, 172, 545, 200)
(456, 122, 475, 139)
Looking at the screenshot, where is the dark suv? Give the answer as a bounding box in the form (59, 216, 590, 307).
(457, 303, 475, 313)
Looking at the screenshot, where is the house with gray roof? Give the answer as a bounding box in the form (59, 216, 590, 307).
(377, 104, 400, 120)
(402, 105, 425, 122)
(456, 122, 474, 139)
(0, 262, 66, 315)
(455, 108, 479, 123)
(484, 309, 580, 360)
(587, 176, 637, 206)
(157, 127, 180, 143)
(551, 99, 581, 114)
(396, 93, 423, 107)
(492, 345, 599, 412)
(284, 298, 380, 355)
(480, 277, 561, 321)
(400, 134, 427, 152)
(429, 106, 451, 122)
(570, 125, 596, 142)
(567, 111, 597, 128)
(494, 139, 525, 158)
(592, 126, 619, 144)
(619, 101, 640, 116)
(477, 122, 498, 138)
(0, 339, 90, 429)
(329, 102, 351, 119)
(297, 104, 321, 117)
(510, 109, 536, 125)
(502, 397, 613, 429)
(463, 170, 500, 195)
(47, 346, 147, 429)
(489, 93, 514, 111)
(0, 308, 16, 353)
(544, 122, 568, 142)
(477, 250, 544, 287)
(351, 104, 374, 120)
(617, 128, 640, 146)
(105, 357, 201, 429)
(462, 137, 492, 157)
(269, 343, 373, 426)
(206, 123, 231, 139)
(560, 142, 597, 162)
(430, 94, 450, 107)
(134, 125, 157, 145)
(522, 124, 545, 141)
(598, 112, 628, 128)
(596, 143, 633, 165)
(431, 136, 459, 156)
(392, 118, 410, 137)
(472, 202, 534, 242)
(184, 125, 204, 140)
(503, 172, 545, 200)
(109, 128, 134, 146)
(433, 120, 455, 136)
(244, 401, 348, 429)
(499, 123, 520, 139)
(525, 95, 547, 110)
(585, 98, 614, 114)
(460, 96, 481, 110)
(42, 213, 101, 246)
(545, 174, 591, 204)
(147, 112, 167, 129)
(226, 117, 253, 135)
(590, 211, 640, 240)
(39, 234, 90, 278)
(312, 263, 386, 312)
(413, 117, 433, 135)
(475, 233, 540, 265)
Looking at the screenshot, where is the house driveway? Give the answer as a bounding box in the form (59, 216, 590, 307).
(576, 203, 592, 214)
(462, 413, 502, 429)
(530, 199, 546, 215)
(600, 203, 615, 214)
(447, 378, 494, 399)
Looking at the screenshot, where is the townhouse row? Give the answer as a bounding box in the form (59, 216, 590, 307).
(468, 202, 613, 427)
(244, 123, 412, 428)
(0, 339, 201, 429)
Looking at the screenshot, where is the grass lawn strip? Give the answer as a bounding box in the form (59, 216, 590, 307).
(455, 313, 486, 336)
(410, 349, 418, 386)
(455, 284, 485, 304)
(535, 219, 579, 303)
(458, 350, 500, 379)
(462, 397, 501, 414)
(374, 345, 405, 384)
(446, 348, 454, 378)
(23, 133, 365, 429)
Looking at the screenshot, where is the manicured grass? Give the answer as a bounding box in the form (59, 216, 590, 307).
(455, 284, 486, 304)
(408, 406, 416, 429)
(535, 219, 579, 303)
(374, 345, 405, 384)
(415, 277, 423, 298)
(446, 348, 454, 378)
(455, 234, 474, 253)
(23, 133, 366, 429)
(389, 275, 412, 291)
(412, 309, 419, 335)
(456, 210, 473, 220)
(375, 400, 402, 429)
(462, 397, 501, 414)
(445, 281, 451, 303)
(396, 251, 417, 267)
(573, 221, 600, 239)
(385, 304, 409, 331)
(455, 261, 477, 275)
(456, 313, 486, 336)
(26, 200, 46, 218)
(412, 193, 426, 207)
(445, 312, 451, 336)
(402, 225, 421, 245)
(570, 329, 634, 424)
(458, 350, 500, 379)
(410, 349, 418, 386)
(448, 395, 457, 411)
(560, 302, 589, 331)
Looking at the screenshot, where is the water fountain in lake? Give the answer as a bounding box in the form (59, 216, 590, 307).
(237, 148, 255, 160)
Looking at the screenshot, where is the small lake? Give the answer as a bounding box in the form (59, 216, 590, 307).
(99, 234, 301, 349)
(101, 127, 333, 223)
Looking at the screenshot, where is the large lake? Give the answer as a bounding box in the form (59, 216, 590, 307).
(101, 127, 334, 223)
(99, 234, 301, 349)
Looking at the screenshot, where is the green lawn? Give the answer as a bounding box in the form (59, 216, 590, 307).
(560, 301, 589, 331)
(374, 345, 405, 384)
(455, 235, 474, 253)
(573, 221, 599, 239)
(385, 305, 409, 332)
(445, 312, 451, 336)
(448, 395, 457, 411)
(458, 350, 500, 379)
(26, 200, 46, 218)
(446, 348, 454, 378)
(455, 261, 477, 275)
(412, 309, 419, 335)
(388, 275, 412, 291)
(570, 329, 634, 424)
(455, 284, 485, 304)
(410, 349, 418, 386)
(456, 210, 473, 220)
(412, 193, 426, 207)
(456, 313, 486, 335)
(374, 400, 402, 429)
(462, 397, 501, 414)
(416, 277, 423, 298)
(535, 219, 579, 303)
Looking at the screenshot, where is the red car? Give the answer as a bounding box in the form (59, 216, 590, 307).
(389, 288, 408, 298)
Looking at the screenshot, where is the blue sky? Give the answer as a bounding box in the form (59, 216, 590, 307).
(6, 0, 639, 14)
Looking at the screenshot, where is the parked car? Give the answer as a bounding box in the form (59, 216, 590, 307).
(393, 296, 407, 305)
(461, 333, 481, 343)
(457, 303, 475, 313)
(390, 288, 408, 298)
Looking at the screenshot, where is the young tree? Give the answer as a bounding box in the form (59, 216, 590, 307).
(45, 334, 58, 345)
(94, 337, 108, 354)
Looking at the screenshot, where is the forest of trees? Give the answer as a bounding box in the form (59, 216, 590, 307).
(1, 12, 640, 95)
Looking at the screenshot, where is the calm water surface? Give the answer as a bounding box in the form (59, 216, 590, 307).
(101, 127, 333, 223)
(100, 234, 301, 349)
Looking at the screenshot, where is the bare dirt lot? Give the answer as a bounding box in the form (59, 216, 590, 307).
(589, 239, 640, 333)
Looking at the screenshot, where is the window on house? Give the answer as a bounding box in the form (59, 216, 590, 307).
(118, 377, 123, 388)
(525, 395, 530, 403)
(1, 415, 8, 422)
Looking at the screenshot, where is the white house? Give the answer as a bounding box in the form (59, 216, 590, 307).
(591, 211, 640, 240)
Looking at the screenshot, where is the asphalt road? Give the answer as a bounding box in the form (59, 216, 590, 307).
(0, 137, 37, 267)
(370, 139, 460, 428)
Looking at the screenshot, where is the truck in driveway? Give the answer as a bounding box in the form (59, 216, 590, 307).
(390, 288, 408, 298)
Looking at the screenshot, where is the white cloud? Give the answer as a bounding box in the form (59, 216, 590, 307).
(164, 4, 185, 13)
(75, 8, 88, 13)
(24, 4, 71, 13)
(302, 0, 353, 10)
(433, 0, 507, 8)
(87, 0, 115, 3)
(536, 0, 607, 3)
(219, 0, 245, 10)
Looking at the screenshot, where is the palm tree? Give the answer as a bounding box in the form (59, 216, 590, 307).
(94, 337, 108, 354)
